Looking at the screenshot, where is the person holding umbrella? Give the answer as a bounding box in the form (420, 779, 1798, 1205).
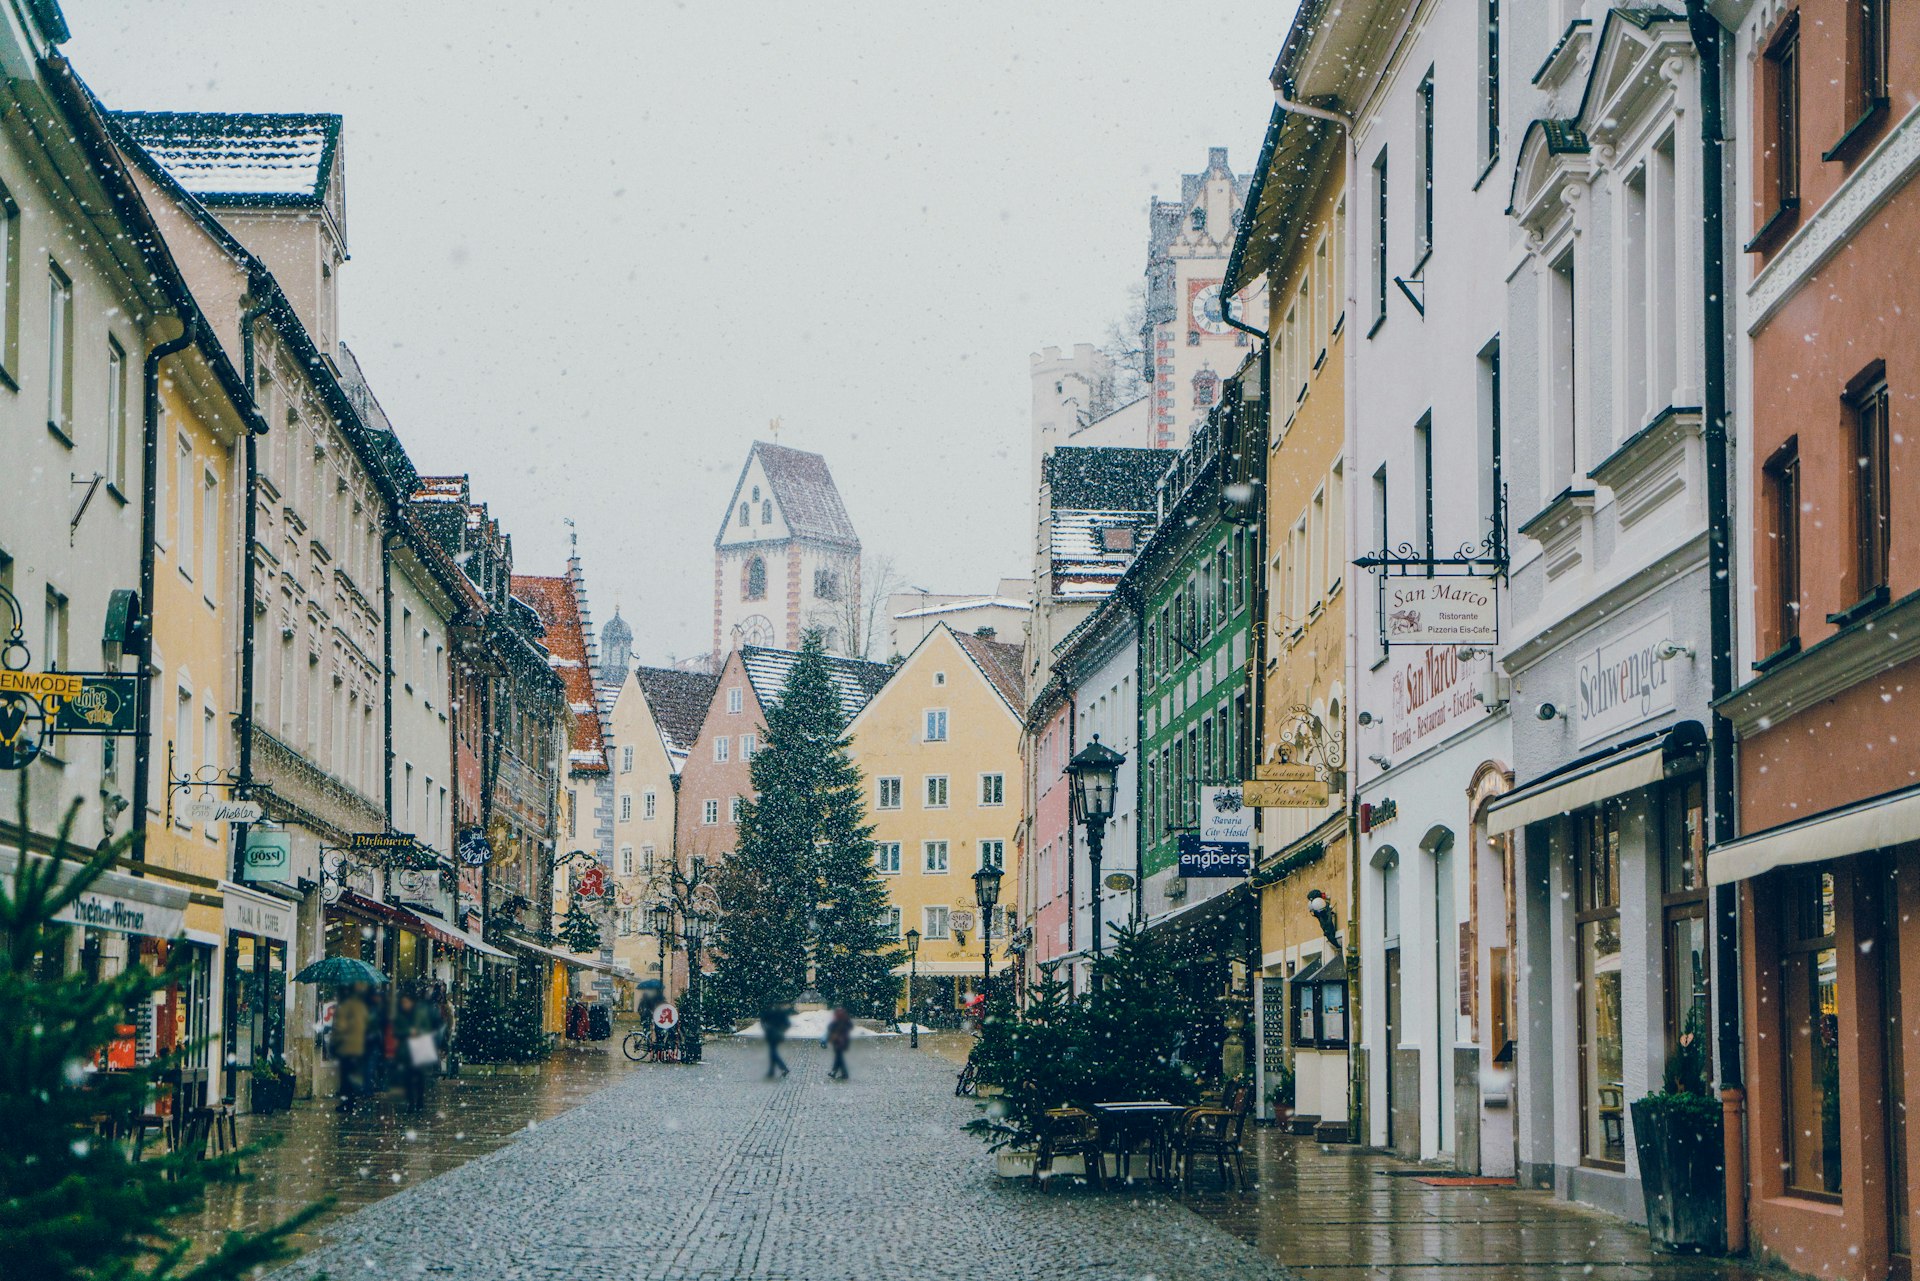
(293, 956, 387, 1112)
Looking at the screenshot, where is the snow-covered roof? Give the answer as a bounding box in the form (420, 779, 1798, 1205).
(717, 442, 860, 547)
(950, 629, 1026, 712)
(740, 646, 893, 726)
(634, 666, 719, 757)
(111, 111, 341, 205)
(894, 597, 1031, 620)
(1050, 509, 1157, 599)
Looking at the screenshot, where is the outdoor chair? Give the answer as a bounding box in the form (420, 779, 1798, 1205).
(1034, 1107, 1104, 1191)
(1173, 1081, 1254, 1190)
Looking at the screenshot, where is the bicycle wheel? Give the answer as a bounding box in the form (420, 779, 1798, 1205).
(622, 1031, 647, 1062)
(956, 1062, 978, 1097)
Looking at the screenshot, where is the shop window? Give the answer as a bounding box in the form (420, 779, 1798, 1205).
(1660, 776, 1712, 1090)
(1291, 956, 1350, 1049)
(1781, 866, 1842, 1199)
(1575, 803, 1626, 1168)
(1869, 856, 1910, 1255)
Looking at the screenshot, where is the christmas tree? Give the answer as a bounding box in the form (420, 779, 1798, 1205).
(557, 896, 601, 953)
(709, 630, 900, 1021)
(0, 790, 325, 1279)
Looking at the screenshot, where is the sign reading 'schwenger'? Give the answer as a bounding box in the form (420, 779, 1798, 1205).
(1178, 834, 1252, 878)
(1575, 611, 1677, 745)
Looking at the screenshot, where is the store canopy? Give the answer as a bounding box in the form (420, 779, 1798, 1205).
(0, 848, 188, 939)
(1709, 780, 1920, 887)
(441, 920, 513, 961)
(1485, 721, 1706, 836)
(890, 958, 1009, 978)
(499, 935, 616, 974)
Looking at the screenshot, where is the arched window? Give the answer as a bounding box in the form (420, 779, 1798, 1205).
(743, 557, 766, 601)
(761, 499, 773, 524)
(738, 503, 749, 526)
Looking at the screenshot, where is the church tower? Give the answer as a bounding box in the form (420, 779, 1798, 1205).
(713, 441, 862, 663)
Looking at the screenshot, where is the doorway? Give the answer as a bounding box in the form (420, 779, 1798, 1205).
(1385, 945, 1402, 1151)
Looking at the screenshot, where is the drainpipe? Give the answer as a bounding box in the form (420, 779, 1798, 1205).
(1684, 0, 1746, 1253)
(382, 529, 396, 830)
(230, 300, 270, 881)
(131, 313, 197, 867)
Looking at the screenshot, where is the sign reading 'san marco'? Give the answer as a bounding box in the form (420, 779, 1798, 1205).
(1575, 612, 1677, 745)
(1384, 579, 1498, 645)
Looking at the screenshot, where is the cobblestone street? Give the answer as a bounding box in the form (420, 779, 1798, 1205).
(274, 1035, 1291, 1281)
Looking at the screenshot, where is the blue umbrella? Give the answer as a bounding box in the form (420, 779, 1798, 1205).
(292, 956, 388, 986)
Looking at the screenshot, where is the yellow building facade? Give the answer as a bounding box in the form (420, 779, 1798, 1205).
(1226, 109, 1355, 1137)
(847, 624, 1024, 1018)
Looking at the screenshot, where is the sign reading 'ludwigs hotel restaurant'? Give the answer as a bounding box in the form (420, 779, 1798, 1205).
(1574, 612, 1677, 745)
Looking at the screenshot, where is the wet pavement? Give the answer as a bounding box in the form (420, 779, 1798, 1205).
(1183, 1131, 1787, 1281)
(182, 1039, 624, 1260)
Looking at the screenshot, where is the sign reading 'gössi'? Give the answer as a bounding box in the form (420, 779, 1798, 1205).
(1383, 579, 1498, 645)
(1575, 611, 1677, 745)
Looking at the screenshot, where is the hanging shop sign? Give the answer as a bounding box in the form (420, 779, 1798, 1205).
(50, 674, 139, 734)
(1382, 579, 1498, 646)
(575, 864, 608, 900)
(1244, 763, 1330, 808)
(240, 829, 293, 884)
(1177, 834, 1253, 878)
(222, 882, 294, 941)
(393, 867, 445, 912)
(0, 689, 47, 770)
(348, 832, 438, 869)
(1574, 610, 1677, 746)
(457, 828, 494, 867)
(1104, 872, 1135, 893)
(1200, 786, 1254, 844)
(320, 849, 347, 904)
(179, 795, 266, 825)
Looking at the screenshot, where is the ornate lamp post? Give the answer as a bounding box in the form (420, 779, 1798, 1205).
(683, 909, 710, 1064)
(905, 928, 921, 1049)
(972, 863, 1002, 997)
(651, 901, 674, 990)
(1306, 888, 1341, 950)
(1063, 735, 1126, 983)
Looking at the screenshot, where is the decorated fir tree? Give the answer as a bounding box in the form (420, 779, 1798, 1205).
(0, 790, 325, 1279)
(557, 896, 602, 953)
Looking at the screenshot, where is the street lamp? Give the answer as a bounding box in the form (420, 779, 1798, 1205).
(1064, 734, 1126, 979)
(1307, 888, 1341, 950)
(905, 928, 921, 1049)
(684, 909, 710, 1064)
(972, 863, 1002, 998)
(651, 901, 674, 991)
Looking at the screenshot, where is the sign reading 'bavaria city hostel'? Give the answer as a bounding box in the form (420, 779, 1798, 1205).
(1181, 786, 1253, 876)
(1575, 611, 1677, 746)
(1383, 578, 1497, 645)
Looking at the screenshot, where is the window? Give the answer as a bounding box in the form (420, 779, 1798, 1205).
(1312, 237, 1329, 361)
(1326, 460, 1345, 594)
(1414, 414, 1433, 562)
(877, 777, 902, 809)
(1763, 440, 1802, 653)
(1415, 71, 1435, 262)
(728, 686, 743, 714)
(1853, 0, 1890, 119)
(1332, 196, 1346, 328)
(46, 263, 71, 441)
(620, 794, 633, 822)
(979, 839, 1004, 871)
(923, 905, 950, 940)
(702, 799, 719, 825)
(620, 744, 634, 773)
(173, 685, 192, 803)
(737, 732, 755, 760)
(0, 189, 16, 376)
(925, 775, 949, 808)
(1575, 803, 1625, 1168)
(876, 841, 901, 874)
(1781, 867, 1842, 1198)
(43, 585, 67, 671)
(640, 844, 655, 873)
(643, 790, 657, 820)
(739, 502, 749, 526)
(1371, 148, 1389, 326)
(1548, 248, 1578, 489)
(1849, 368, 1891, 602)
(883, 906, 902, 940)
(729, 795, 743, 822)
(106, 339, 127, 492)
(761, 499, 772, 524)
(619, 845, 635, 877)
(1483, 0, 1500, 164)
(814, 569, 841, 600)
(1661, 776, 1711, 1091)
(1309, 487, 1327, 604)
(923, 709, 948, 742)
(743, 557, 766, 601)
(1477, 340, 1501, 551)
(175, 439, 194, 574)
(979, 773, 1004, 806)
(924, 841, 950, 873)
(1764, 15, 1801, 217)
(201, 470, 218, 591)
(714, 735, 730, 762)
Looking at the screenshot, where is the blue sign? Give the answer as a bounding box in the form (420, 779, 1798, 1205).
(457, 827, 494, 867)
(1177, 834, 1252, 878)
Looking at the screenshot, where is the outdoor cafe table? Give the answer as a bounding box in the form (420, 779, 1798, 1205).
(1091, 1101, 1188, 1184)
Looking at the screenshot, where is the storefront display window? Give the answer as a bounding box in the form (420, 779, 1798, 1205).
(1291, 956, 1349, 1050)
(225, 931, 287, 1081)
(1661, 776, 1711, 1089)
(1781, 867, 1841, 1199)
(1576, 804, 1625, 1168)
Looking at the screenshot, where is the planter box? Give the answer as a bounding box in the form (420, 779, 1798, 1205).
(995, 1148, 1036, 1179)
(1630, 1099, 1726, 1253)
(250, 1073, 296, 1115)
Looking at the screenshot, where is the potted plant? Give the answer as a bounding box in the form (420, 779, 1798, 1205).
(1629, 1010, 1725, 1252)
(249, 1057, 296, 1114)
(1271, 1062, 1297, 1126)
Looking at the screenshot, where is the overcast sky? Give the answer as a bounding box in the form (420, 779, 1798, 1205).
(69, 2, 1289, 665)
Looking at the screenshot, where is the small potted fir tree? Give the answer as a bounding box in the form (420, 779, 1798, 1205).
(1629, 1008, 1725, 1252)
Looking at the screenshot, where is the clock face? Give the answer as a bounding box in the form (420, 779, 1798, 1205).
(1189, 281, 1230, 336)
(735, 614, 776, 648)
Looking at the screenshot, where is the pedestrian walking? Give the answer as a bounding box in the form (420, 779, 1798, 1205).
(399, 992, 440, 1112)
(826, 1006, 853, 1081)
(760, 1001, 791, 1079)
(331, 983, 370, 1111)
(431, 981, 456, 1073)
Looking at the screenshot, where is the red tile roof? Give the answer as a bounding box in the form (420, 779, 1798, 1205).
(951, 628, 1026, 713)
(512, 573, 608, 774)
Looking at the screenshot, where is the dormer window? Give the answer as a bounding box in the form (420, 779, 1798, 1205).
(1191, 207, 1206, 231)
(739, 503, 749, 527)
(762, 499, 773, 524)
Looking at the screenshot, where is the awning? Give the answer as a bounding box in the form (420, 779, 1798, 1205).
(499, 935, 616, 974)
(0, 848, 189, 938)
(890, 958, 1009, 978)
(1709, 781, 1920, 886)
(429, 917, 514, 961)
(1485, 722, 1705, 835)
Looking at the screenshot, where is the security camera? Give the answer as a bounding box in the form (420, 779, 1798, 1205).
(1455, 646, 1488, 661)
(1367, 753, 1392, 770)
(1654, 640, 1695, 661)
(1536, 702, 1563, 722)
(1356, 711, 1375, 727)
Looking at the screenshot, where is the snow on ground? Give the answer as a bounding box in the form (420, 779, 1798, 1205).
(732, 1009, 893, 1039)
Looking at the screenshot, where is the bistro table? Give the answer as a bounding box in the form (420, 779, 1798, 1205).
(1091, 1101, 1189, 1184)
